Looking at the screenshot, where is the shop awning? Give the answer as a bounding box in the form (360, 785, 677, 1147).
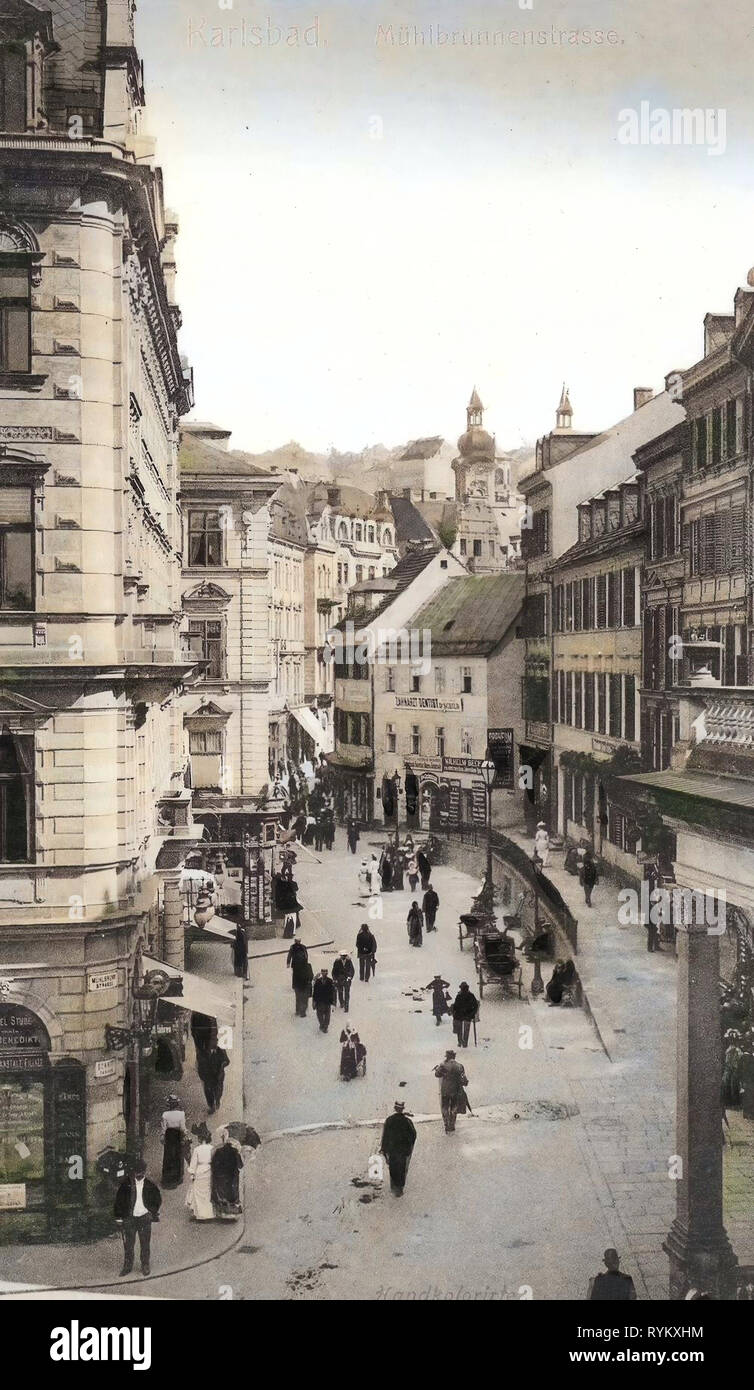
(142, 954, 236, 1026)
(194, 914, 236, 943)
(290, 704, 327, 750)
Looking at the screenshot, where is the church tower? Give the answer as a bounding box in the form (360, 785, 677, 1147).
(452, 386, 496, 501)
(556, 383, 573, 431)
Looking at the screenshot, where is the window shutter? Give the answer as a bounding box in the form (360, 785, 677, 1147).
(596, 575, 607, 629)
(623, 568, 635, 626)
(584, 672, 594, 731)
(730, 507, 745, 566)
(624, 676, 635, 740)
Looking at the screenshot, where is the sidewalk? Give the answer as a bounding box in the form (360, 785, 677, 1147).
(504, 828, 677, 1082)
(0, 937, 245, 1295)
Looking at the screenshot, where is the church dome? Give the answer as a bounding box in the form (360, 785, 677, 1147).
(457, 425, 495, 461)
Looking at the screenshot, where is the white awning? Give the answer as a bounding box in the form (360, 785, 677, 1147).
(197, 914, 236, 943)
(290, 704, 327, 750)
(142, 955, 236, 1027)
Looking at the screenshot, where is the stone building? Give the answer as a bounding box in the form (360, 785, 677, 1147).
(178, 423, 282, 834)
(549, 475, 644, 878)
(0, 0, 195, 1240)
(519, 385, 685, 833)
(268, 485, 307, 772)
(328, 542, 466, 823)
(451, 388, 522, 573)
(373, 572, 526, 835)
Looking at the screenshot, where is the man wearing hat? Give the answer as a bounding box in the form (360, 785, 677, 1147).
(332, 950, 355, 1011)
(114, 1157, 161, 1277)
(434, 1050, 469, 1134)
(587, 1248, 637, 1300)
(379, 1101, 417, 1196)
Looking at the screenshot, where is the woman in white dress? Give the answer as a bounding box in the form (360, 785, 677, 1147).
(186, 1122, 214, 1221)
(367, 853, 381, 896)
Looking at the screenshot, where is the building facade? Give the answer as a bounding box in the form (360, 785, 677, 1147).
(0, 0, 194, 1239)
(635, 423, 686, 771)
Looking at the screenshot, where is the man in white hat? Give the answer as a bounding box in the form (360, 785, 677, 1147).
(332, 950, 354, 1010)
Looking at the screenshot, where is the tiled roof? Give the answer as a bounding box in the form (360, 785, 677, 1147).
(179, 433, 274, 478)
(398, 436, 445, 462)
(333, 543, 440, 632)
(409, 572, 525, 655)
(389, 495, 437, 544)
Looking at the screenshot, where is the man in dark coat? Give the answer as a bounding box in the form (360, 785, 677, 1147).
(290, 943, 314, 1017)
(379, 1101, 417, 1195)
(347, 817, 360, 854)
(332, 951, 355, 1010)
(423, 885, 440, 932)
(434, 1049, 469, 1133)
(197, 1045, 230, 1112)
(286, 935, 308, 970)
(356, 923, 377, 982)
(581, 851, 598, 907)
(451, 981, 478, 1048)
(416, 849, 431, 892)
(114, 1158, 161, 1277)
(312, 968, 337, 1032)
(231, 924, 249, 979)
(588, 1248, 637, 1300)
(191, 1011, 216, 1056)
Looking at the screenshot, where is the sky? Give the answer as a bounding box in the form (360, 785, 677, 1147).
(137, 0, 754, 454)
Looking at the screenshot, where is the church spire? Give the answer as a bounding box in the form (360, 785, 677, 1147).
(467, 386, 484, 429)
(556, 383, 573, 430)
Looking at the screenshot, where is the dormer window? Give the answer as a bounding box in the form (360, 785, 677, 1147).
(578, 508, 592, 543)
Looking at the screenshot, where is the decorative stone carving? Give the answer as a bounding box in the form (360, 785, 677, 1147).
(0, 217, 44, 284)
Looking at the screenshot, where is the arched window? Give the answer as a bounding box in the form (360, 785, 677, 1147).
(354, 523, 362, 542)
(383, 528, 392, 548)
(367, 525, 375, 543)
(338, 521, 349, 541)
(0, 219, 42, 376)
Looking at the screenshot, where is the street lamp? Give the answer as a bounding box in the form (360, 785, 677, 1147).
(480, 757, 496, 912)
(393, 771, 402, 849)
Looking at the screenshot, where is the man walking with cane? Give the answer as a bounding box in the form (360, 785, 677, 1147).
(451, 981, 479, 1049)
(434, 1049, 470, 1134)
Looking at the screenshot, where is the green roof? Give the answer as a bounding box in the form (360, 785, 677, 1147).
(410, 573, 525, 655)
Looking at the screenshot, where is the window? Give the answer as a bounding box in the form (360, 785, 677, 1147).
(566, 671, 573, 726)
(524, 593, 548, 638)
(607, 572, 620, 628)
(435, 726, 445, 758)
(582, 577, 593, 630)
(411, 725, 421, 755)
(0, 487, 33, 609)
(558, 669, 566, 724)
(711, 407, 722, 466)
(189, 729, 223, 754)
(0, 47, 27, 131)
(386, 723, 397, 753)
(459, 538, 467, 555)
(695, 415, 707, 469)
(342, 563, 349, 585)
(0, 734, 31, 861)
(386, 666, 395, 692)
(472, 539, 482, 558)
(624, 675, 636, 740)
(688, 510, 746, 575)
(596, 574, 607, 629)
(461, 728, 472, 756)
(187, 619, 224, 679)
(367, 526, 375, 543)
(462, 667, 473, 694)
(435, 666, 446, 694)
(573, 581, 583, 631)
(609, 674, 622, 738)
(0, 257, 31, 373)
(597, 673, 607, 734)
(584, 672, 595, 731)
(355, 565, 363, 583)
(726, 398, 738, 458)
(622, 568, 636, 626)
(368, 566, 376, 580)
(574, 671, 583, 727)
(521, 508, 550, 560)
(411, 673, 421, 693)
(523, 675, 549, 722)
(188, 511, 223, 567)
(354, 524, 363, 542)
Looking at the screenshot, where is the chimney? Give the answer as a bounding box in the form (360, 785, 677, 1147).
(633, 387, 654, 411)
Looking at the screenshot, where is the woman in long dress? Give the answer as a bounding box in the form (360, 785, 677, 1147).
(368, 854, 381, 896)
(339, 1022, 366, 1081)
(407, 901, 423, 948)
(160, 1095, 187, 1188)
(186, 1123, 214, 1221)
(211, 1128, 244, 1219)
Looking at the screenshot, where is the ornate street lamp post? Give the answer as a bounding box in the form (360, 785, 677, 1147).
(480, 758, 496, 914)
(393, 771, 402, 849)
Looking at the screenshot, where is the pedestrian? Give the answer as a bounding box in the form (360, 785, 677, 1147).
(185, 1123, 214, 1222)
(393, 848, 405, 891)
(197, 1045, 229, 1113)
(534, 821, 550, 868)
(379, 845, 393, 892)
(314, 817, 324, 852)
(191, 1010, 216, 1057)
(313, 967, 336, 1032)
(347, 817, 360, 854)
(211, 1128, 244, 1220)
(339, 1020, 367, 1080)
(332, 950, 355, 1010)
(545, 958, 576, 1006)
(289, 938, 314, 1017)
(114, 1157, 161, 1277)
(434, 1050, 469, 1134)
(588, 1248, 637, 1301)
(417, 847, 431, 892)
(160, 1094, 187, 1188)
(423, 884, 440, 932)
(644, 860, 660, 952)
(379, 1101, 417, 1196)
(722, 1030, 744, 1108)
(426, 974, 451, 1026)
(356, 923, 377, 982)
(407, 852, 419, 893)
(231, 923, 249, 980)
(581, 850, 598, 907)
(324, 810, 335, 851)
(358, 857, 370, 897)
(368, 853, 381, 896)
(407, 899, 423, 947)
(451, 981, 479, 1048)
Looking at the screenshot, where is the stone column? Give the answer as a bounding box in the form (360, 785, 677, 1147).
(161, 869, 184, 971)
(664, 917, 738, 1298)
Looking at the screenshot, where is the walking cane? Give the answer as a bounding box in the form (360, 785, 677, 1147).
(473, 1013, 478, 1048)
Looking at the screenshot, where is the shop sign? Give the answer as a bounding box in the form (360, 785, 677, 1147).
(487, 727, 515, 789)
(394, 695, 463, 712)
(87, 970, 118, 993)
(591, 736, 616, 755)
(443, 756, 483, 774)
(94, 1058, 117, 1080)
(0, 1185, 26, 1210)
(405, 756, 442, 773)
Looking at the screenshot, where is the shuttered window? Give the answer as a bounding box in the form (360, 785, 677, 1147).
(607, 572, 620, 627)
(624, 676, 636, 740)
(596, 574, 607, 629)
(584, 672, 595, 732)
(609, 674, 622, 738)
(597, 673, 607, 734)
(574, 671, 583, 727)
(582, 576, 593, 629)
